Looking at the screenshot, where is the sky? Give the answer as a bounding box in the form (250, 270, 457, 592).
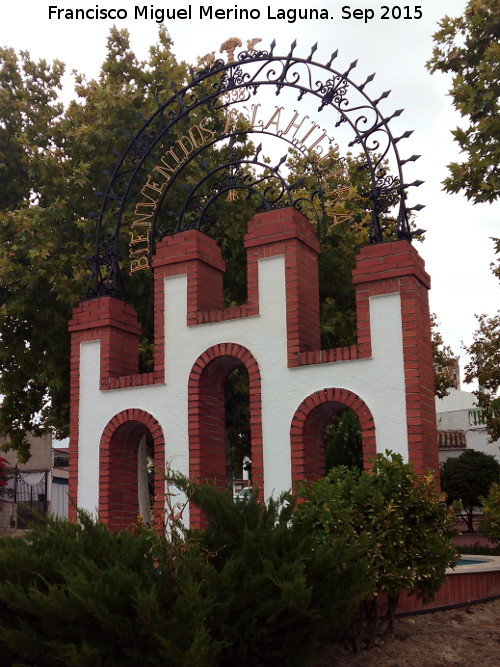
(2, 1, 499, 386)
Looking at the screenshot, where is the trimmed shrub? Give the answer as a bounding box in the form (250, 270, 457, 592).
(295, 452, 458, 648)
(180, 480, 371, 666)
(0, 512, 220, 666)
(479, 481, 500, 543)
(441, 449, 500, 531)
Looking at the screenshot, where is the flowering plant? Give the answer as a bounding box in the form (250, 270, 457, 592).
(0, 457, 10, 497)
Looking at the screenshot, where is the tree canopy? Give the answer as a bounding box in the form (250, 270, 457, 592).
(427, 0, 500, 203)
(464, 238, 500, 442)
(0, 28, 451, 459)
(440, 448, 500, 531)
(0, 29, 190, 458)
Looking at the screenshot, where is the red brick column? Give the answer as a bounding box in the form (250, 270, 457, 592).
(352, 241, 439, 475)
(67, 297, 142, 520)
(152, 231, 225, 381)
(244, 208, 321, 366)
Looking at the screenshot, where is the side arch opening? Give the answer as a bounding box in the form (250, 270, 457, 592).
(290, 388, 376, 486)
(99, 411, 165, 532)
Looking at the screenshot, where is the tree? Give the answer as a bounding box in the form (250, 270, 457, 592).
(1, 30, 443, 459)
(440, 449, 500, 531)
(0, 29, 190, 459)
(464, 312, 500, 441)
(0, 47, 74, 460)
(427, 0, 500, 203)
(464, 238, 500, 441)
(431, 314, 458, 399)
(479, 482, 500, 543)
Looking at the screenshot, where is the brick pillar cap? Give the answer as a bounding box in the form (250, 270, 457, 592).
(152, 229, 225, 271)
(244, 207, 320, 254)
(352, 240, 430, 289)
(68, 296, 141, 335)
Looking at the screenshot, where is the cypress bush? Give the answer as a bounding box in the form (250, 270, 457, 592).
(0, 454, 455, 662)
(0, 512, 220, 666)
(182, 481, 371, 666)
(0, 490, 369, 665)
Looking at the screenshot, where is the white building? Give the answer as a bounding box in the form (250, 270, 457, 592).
(436, 388, 500, 465)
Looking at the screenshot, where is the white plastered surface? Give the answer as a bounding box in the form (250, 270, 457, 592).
(77, 254, 408, 516)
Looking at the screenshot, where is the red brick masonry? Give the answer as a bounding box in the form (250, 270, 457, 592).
(68, 208, 438, 528)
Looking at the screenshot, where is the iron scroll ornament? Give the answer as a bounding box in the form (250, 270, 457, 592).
(86, 39, 424, 298)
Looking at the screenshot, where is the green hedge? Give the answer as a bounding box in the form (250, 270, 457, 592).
(0, 453, 458, 663)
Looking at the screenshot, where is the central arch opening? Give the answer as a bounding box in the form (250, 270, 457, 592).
(225, 366, 251, 498)
(192, 355, 250, 495)
(188, 344, 263, 527)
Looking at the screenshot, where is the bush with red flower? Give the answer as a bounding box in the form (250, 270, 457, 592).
(0, 457, 10, 497)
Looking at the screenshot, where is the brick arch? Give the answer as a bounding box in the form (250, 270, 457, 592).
(188, 343, 263, 527)
(290, 388, 376, 486)
(99, 409, 166, 532)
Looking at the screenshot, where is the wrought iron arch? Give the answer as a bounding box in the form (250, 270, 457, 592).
(87, 39, 424, 298)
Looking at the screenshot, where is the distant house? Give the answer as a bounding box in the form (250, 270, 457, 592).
(435, 388, 500, 465)
(0, 434, 69, 532)
(1, 433, 51, 531)
(52, 447, 69, 519)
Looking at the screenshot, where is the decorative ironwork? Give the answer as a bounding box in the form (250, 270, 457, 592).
(170, 150, 316, 232)
(86, 39, 424, 298)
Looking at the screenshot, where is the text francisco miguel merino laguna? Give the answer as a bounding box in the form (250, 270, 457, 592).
(48, 5, 333, 22)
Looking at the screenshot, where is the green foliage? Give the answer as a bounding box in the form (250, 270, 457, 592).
(178, 477, 370, 665)
(298, 452, 457, 601)
(457, 542, 500, 556)
(324, 409, 363, 471)
(286, 148, 396, 350)
(0, 488, 370, 666)
(479, 481, 500, 543)
(295, 452, 458, 647)
(0, 512, 221, 666)
(428, 0, 500, 203)
(0, 46, 76, 459)
(441, 449, 500, 532)
(431, 314, 458, 399)
(463, 239, 500, 442)
(464, 312, 500, 442)
(0, 29, 191, 458)
(460, 205, 500, 443)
